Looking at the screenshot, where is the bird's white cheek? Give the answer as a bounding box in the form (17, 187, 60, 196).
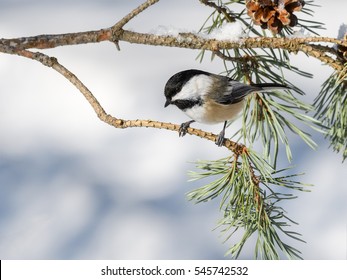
(172, 74, 213, 101)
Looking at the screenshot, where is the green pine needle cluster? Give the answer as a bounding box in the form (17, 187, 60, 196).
(239, 88, 323, 164)
(188, 150, 309, 259)
(188, 0, 346, 259)
(315, 66, 347, 161)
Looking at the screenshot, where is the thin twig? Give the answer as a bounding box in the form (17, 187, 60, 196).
(110, 0, 160, 47)
(213, 49, 252, 63)
(112, 0, 160, 30)
(199, 0, 236, 22)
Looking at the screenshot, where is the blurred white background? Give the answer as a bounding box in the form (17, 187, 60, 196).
(0, 0, 346, 259)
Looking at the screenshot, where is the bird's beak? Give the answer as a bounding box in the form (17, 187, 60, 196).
(164, 99, 171, 108)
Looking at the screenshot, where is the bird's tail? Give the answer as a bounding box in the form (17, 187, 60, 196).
(251, 83, 292, 92)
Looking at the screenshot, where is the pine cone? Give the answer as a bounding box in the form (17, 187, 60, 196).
(246, 0, 305, 34)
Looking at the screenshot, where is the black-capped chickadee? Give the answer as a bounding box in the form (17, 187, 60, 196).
(164, 69, 291, 146)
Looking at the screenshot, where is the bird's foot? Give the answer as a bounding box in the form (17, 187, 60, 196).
(216, 122, 227, 147)
(215, 130, 225, 147)
(179, 120, 195, 137)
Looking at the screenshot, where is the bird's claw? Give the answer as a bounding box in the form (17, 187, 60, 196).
(179, 121, 194, 137)
(179, 120, 226, 147)
(215, 131, 225, 147)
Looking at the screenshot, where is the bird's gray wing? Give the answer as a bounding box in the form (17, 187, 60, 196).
(214, 80, 259, 105)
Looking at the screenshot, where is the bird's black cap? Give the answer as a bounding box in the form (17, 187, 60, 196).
(164, 69, 211, 107)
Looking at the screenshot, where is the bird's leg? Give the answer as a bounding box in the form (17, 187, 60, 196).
(179, 120, 195, 137)
(216, 121, 227, 147)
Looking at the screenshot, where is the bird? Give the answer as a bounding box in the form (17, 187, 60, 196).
(164, 69, 291, 146)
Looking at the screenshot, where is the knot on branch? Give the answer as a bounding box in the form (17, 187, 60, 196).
(111, 27, 124, 40)
(35, 53, 58, 67)
(110, 27, 124, 50)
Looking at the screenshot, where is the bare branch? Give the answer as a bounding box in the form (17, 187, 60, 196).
(0, 30, 111, 50)
(112, 0, 160, 30)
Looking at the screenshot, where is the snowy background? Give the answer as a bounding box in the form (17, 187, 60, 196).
(0, 0, 346, 259)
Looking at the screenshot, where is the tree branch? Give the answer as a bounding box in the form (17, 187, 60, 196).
(0, 30, 111, 50)
(2, 29, 346, 71)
